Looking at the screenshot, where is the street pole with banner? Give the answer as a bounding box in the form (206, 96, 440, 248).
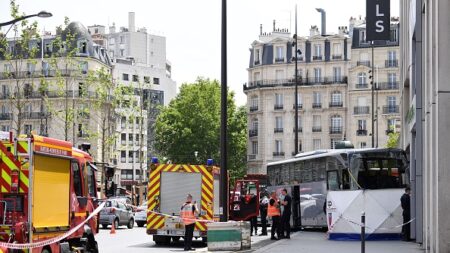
(366, 0, 390, 148)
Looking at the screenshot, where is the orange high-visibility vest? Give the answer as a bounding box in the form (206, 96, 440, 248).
(180, 202, 195, 225)
(268, 198, 280, 217)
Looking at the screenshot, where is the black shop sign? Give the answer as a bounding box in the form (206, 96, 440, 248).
(366, 0, 390, 41)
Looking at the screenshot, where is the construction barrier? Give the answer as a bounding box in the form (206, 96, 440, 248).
(207, 221, 251, 251)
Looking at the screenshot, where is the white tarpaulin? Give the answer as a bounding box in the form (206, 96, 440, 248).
(327, 189, 404, 240)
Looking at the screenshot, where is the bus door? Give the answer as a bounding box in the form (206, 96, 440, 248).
(230, 180, 259, 221)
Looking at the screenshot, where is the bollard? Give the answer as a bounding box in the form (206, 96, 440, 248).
(361, 211, 365, 253)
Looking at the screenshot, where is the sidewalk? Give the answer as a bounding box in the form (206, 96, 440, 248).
(253, 231, 423, 253)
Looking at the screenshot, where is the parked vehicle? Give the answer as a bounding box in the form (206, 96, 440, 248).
(100, 199, 135, 229)
(134, 202, 147, 227)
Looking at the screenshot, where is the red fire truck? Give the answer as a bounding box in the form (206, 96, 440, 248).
(0, 132, 100, 253)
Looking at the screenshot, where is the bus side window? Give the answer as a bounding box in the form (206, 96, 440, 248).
(342, 169, 350, 190)
(327, 170, 340, 191)
(72, 161, 83, 197)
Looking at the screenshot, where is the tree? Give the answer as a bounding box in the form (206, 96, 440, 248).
(155, 78, 247, 182)
(0, 0, 40, 135)
(386, 126, 400, 148)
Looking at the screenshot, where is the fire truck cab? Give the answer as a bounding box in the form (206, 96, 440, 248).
(0, 132, 99, 253)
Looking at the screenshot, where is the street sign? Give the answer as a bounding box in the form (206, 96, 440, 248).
(366, 0, 390, 41)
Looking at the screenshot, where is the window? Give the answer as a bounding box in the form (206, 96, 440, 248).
(128, 151, 134, 163)
(390, 29, 398, 42)
(358, 120, 367, 130)
(388, 119, 397, 131)
(121, 170, 133, 180)
(45, 43, 52, 54)
(388, 51, 397, 61)
(253, 72, 261, 84)
(121, 133, 126, 144)
(360, 30, 366, 42)
(120, 151, 126, 163)
(333, 67, 341, 82)
(360, 142, 367, 148)
(327, 170, 339, 190)
(122, 73, 129, 81)
(128, 133, 133, 144)
(314, 44, 321, 56)
(27, 62, 35, 74)
(296, 68, 303, 78)
(24, 104, 32, 113)
(295, 93, 302, 107)
(121, 116, 126, 129)
(72, 162, 83, 196)
(153, 78, 160, 85)
(275, 140, 283, 152)
(23, 84, 32, 97)
(24, 124, 32, 134)
(79, 41, 87, 54)
(358, 72, 367, 84)
(313, 92, 321, 104)
(387, 96, 397, 107)
(132, 75, 139, 82)
(251, 141, 258, 155)
(120, 36, 124, 44)
(1, 125, 10, 132)
(275, 93, 283, 106)
(2, 85, 9, 97)
(388, 73, 397, 87)
(80, 61, 88, 74)
(275, 46, 284, 61)
(313, 115, 321, 127)
(254, 48, 260, 63)
(42, 62, 49, 76)
(331, 115, 342, 132)
(120, 49, 124, 56)
(251, 118, 258, 131)
(314, 68, 321, 82)
(333, 43, 341, 56)
(144, 76, 150, 84)
(275, 116, 283, 129)
(151, 51, 154, 56)
(330, 139, 340, 149)
(109, 50, 114, 58)
(331, 91, 342, 104)
(313, 139, 321, 150)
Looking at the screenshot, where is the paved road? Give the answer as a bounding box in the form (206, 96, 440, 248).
(95, 224, 272, 252)
(95, 225, 208, 253)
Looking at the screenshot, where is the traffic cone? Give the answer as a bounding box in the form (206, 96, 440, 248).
(110, 221, 116, 234)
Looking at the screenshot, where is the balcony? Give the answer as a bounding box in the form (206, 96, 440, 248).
(293, 104, 303, 110)
(383, 105, 399, 114)
(377, 82, 399, 90)
(313, 56, 323, 61)
(293, 127, 303, 133)
(330, 127, 343, 134)
(274, 128, 284, 133)
(293, 56, 304, 61)
(357, 129, 368, 136)
(274, 104, 284, 110)
(356, 83, 369, 89)
(248, 154, 257, 160)
(275, 58, 285, 63)
(249, 129, 258, 137)
(385, 60, 398, 68)
(329, 101, 343, 108)
(0, 113, 12, 120)
(273, 152, 285, 157)
(312, 103, 322, 109)
(312, 126, 322, 132)
(254, 60, 260, 65)
(332, 55, 342, 60)
(18, 112, 51, 119)
(386, 129, 395, 135)
(249, 105, 258, 112)
(357, 61, 371, 67)
(243, 76, 348, 91)
(354, 106, 370, 115)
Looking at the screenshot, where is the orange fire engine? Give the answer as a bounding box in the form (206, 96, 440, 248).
(0, 132, 100, 253)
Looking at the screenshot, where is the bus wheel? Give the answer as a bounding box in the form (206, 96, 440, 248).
(41, 248, 51, 253)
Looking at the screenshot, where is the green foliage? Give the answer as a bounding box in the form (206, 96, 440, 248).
(386, 126, 400, 148)
(155, 78, 247, 179)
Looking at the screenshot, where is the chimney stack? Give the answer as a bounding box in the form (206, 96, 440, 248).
(109, 22, 116, 34)
(315, 8, 326, 36)
(260, 24, 263, 35)
(273, 20, 276, 31)
(128, 12, 135, 32)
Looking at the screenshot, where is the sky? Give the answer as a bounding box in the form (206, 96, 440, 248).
(0, 0, 399, 105)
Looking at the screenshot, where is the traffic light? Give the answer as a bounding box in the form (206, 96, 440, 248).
(368, 70, 373, 85)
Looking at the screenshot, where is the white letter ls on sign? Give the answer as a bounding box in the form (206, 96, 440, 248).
(376, 20, 384, 32)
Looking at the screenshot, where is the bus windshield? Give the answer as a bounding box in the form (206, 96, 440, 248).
(349, 151, 407, 189)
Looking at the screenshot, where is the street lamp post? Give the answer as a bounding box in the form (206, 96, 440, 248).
(0, 11, 52, 28)
(220, 0, 228, 222)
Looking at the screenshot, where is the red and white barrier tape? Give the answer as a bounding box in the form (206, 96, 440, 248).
(0, 202, 105, 250)
(147, 210, 217, 224)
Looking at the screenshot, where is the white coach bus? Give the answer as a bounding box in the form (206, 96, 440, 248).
(266, 148, 408, 240)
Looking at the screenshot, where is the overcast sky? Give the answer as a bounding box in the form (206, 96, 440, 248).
(0, 0, 399, 105)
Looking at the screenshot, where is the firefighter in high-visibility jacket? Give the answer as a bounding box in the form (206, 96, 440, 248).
(268, 191, 281, 240)
(180, 194, 199, 251)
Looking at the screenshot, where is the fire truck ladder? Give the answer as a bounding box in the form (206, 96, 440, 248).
(13, 137, 33, 249)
